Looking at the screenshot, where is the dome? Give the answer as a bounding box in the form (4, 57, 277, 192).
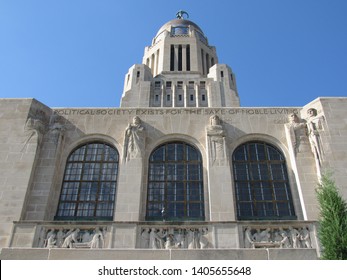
(155, 19, 204, 38)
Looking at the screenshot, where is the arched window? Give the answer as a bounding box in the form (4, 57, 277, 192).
(55, 142, 119, 221)
(232, 141, 296, 220)
(146, 142, 204, 221)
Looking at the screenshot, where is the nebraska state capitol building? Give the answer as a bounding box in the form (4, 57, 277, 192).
(1, 12, 346, 260)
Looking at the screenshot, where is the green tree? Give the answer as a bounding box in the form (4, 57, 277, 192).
(316, 174, 347, 259)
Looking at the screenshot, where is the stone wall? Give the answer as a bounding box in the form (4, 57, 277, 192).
(0, 99, 37, 247)
(1, 97, 347, 259)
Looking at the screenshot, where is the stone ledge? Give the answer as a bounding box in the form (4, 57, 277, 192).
(0, 248, 318, 260)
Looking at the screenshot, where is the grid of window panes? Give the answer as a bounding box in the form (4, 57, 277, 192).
(171, 26, 189, 36)
(232, 142, 296, 220)
(146, 142, 204, 221)
(55, 142, 119, 220)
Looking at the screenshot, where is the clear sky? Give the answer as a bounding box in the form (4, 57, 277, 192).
(1, 0, 346, 108)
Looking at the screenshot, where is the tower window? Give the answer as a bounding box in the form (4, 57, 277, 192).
(186, 44, 191, 71)
(154, 81, 161, 89)
(126, 74, 130, 85)
(201, 49, 205, 75)
(151, 54, 155, 75)
(178, 45, 183, 71)
(200, 81, 206, 90)
(166, 81, 172, 89)
(221, 71, 224, 78)
(177, 81, 183, 89)
(171, 26, 189, 35)
(156, 49, 160, 76)
(202, 94, 206, 102)
(170, 45, 175, 71)
(190, 94, 194, 101)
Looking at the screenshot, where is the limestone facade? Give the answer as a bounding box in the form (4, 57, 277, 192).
(0, 15, 346, 259)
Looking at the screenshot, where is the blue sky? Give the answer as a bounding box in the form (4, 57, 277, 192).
(0, 0, 346, 108)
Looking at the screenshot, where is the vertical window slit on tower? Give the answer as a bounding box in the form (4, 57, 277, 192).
(186, 44, 191, 71)
(156, 49, 160, 76)
(151, 54, 155, 75)
(170, 45, 175, 71)
(178, 45, 182, 71)
(201, 49, 205, 75)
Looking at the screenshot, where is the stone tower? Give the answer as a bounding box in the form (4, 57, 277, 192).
(121, 14, 240, 108)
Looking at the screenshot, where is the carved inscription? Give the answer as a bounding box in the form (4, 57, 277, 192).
(54, 108, 299, 116)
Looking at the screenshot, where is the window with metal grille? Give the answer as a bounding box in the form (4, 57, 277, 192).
(146, 142, 205, 221)
(232, 141, 296, 220)
(55, 142, 119, 221)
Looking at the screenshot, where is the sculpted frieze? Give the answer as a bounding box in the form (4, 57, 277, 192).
(38, 227, 107, 249)
(140, 227, 210, 249)
(244, 226, 312, 249)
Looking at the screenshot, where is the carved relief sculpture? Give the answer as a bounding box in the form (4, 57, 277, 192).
(289, 226, 300, 248)
(56, 228, 65, 247)
(244, 227, 254, 248)
(21, 117, 47, 152)
(40, 227, 107, 249)
(141, 228, 150, 248)
(198, 228, 209, 249)
(286, 113, 308, 155)
(243, 226, 312, 249)
(90, 227, 105, 249)
(299, 226, 312, 248)
(61, 228, 80, 248)
(149, 228, 162, 249)
(206, 115, 226, 165)
(187, 229, 199, 249)
(141, 227, 210, 249)
(48, 122, 65, 145)
(306, 108, 325, 177)
(123, 116, 145, 162)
